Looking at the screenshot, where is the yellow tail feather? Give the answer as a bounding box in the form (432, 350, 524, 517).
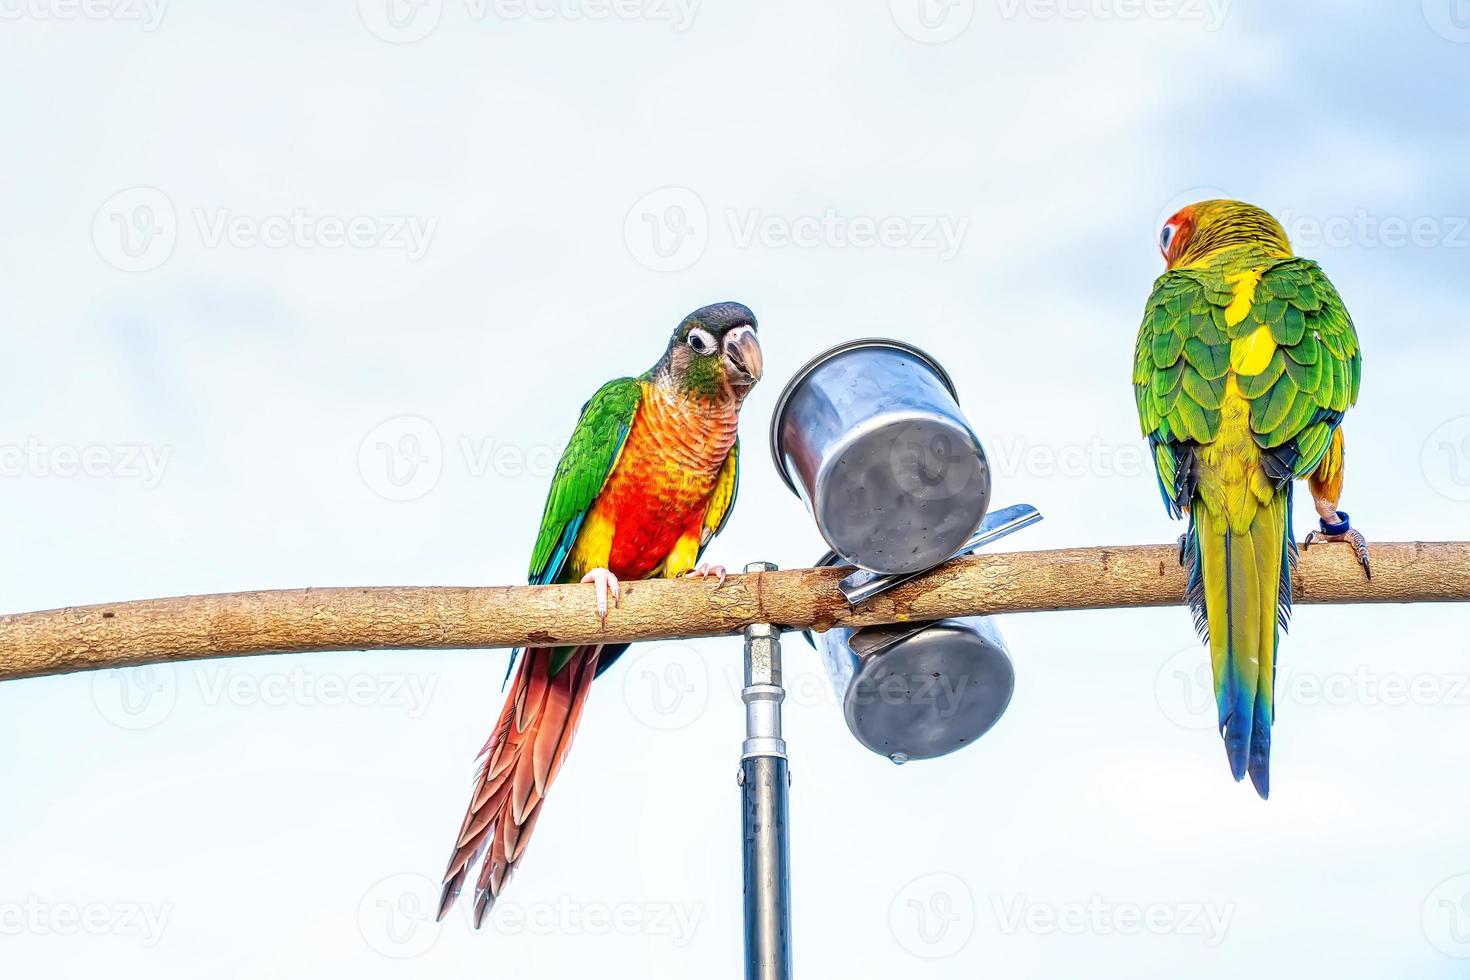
(1193, 490, 1286, 798)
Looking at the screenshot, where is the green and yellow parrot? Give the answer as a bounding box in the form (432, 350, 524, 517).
(1134, 200, 1366, 798)
(438, 302, 762, 926)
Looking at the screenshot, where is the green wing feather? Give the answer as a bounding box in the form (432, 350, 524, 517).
(508, 377, 641, 679)
(1134, 272, 1220, 514)
(527, 377, 642, 586)
(1249, 259, 1361, 474)
(1133, 257, 1362, 509)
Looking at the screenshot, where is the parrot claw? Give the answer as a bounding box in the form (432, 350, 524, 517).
(1303, 514, 1371, 581)
(1176, 533, 1189, 567)
(580, 567, 621, 624)
(681, 563, 727, 587)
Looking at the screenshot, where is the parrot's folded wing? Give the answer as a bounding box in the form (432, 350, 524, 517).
(527, 376, 643, 586)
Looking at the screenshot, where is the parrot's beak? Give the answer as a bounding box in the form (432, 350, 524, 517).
(722, 327, 763, 385)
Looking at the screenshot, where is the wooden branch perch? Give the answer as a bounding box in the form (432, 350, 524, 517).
(1, 542, 1465, 683)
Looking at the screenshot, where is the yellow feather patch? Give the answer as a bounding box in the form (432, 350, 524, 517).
(661, 532, 702, 578)
(1231, 323, 1278, 376)
(567, 511, 615, 580)
(1196, 376, 1269, 536)
(1223, 269, 1261, 328)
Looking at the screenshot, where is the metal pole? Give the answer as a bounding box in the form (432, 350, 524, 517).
(739, 561, 791, 980)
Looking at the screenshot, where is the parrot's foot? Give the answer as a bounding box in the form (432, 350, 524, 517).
(580, 567, 621, 624)
(1303, 512, 1371, 580)
(1176, 533, 1189, 567)
(680, 563, 727, 587)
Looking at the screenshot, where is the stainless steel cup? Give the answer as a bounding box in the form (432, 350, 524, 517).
(804, 552, 1015, 763)
(770, 339, 991, 575)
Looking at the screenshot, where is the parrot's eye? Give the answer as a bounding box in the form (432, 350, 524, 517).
(1159, 223, 1176, 254)
(686, 328, 716, 354)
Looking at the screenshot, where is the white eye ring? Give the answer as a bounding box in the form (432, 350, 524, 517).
(1160, 224, 1175, 252)
(687, 327, 716, 354)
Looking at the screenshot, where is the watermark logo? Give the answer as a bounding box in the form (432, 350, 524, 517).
(1423, 416, 1470, 502)
(1155, 644, 1470, 732)
(358, 873, 442, 958)
(357, 416, 562, 501)
(624, 188, 969, 272)
(357, 0, 443, 42)
(995, 0, 1231, 30)
(358, 415, 444, 502)
(1423, 0, 1470, 43)
(92, 665, 179, 730)
(93, 664, 439, 730)
(1154, 645, 1216, 732)
(987, 435, 1150, 481)
(0, 0, 168, 30)
(358, 0, 696, 43)
(0, 897, 173, 946)
(726, 208, 968, 260)
(92, 186, 177, 273)
(1422, 874, 1470, 958)
(1277, 209, 1470, 251)
(92, 188, 438, 271)
(192, 208, 436, 259)
(621, 643, 710, 731)
(1156, 191, 1470, 252)
(624, 186, 708, 273)
(889, 422, 988, 504)
(0, 440, 172, 488)
(486, 896, 702, 944)
(990, 894, 1234, 946)
(889, 0, 974, 43)
(889, 872, 976, 959)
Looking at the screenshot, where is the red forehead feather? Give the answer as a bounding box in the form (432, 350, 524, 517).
(1164, 205, 1197, 230)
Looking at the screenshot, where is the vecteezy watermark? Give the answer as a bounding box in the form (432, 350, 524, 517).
(92, 186, 438, 272)
(485, 896, 703, 945)
(358, 415, 444, 502)
(0, 897, 173, 947)
(1422, 417, 1470, 502)
(986, 435, 1150, 482)
(193, 208, 436, 259)
(92, 663, 439, 730)
(357, 415, 562, 502)
(623, 187, 709, 273)
(92, 187, 178, 273)
(1155, 192, 1470, 251)
(1155, 645, 1470, 732)
(623, 188, 969, 273)
(889, 872, 976, 959)
(994, 0, 1230, 30)
(0, 0, 168, 30)
(621, 643, 712, 732)
(359, 873, 442, 958)
(1275, 209, 1470, 251)
(726, 208, 968, 260)
(357, 0, 697, 43)
(92, 666, 180, 731)
(889, 0, 974, 44)
(1423, 874, 1470, 958)
(1423, 0, 1470, 43)
(989, 894, 1234, 946)
(0, 439, 171, 489)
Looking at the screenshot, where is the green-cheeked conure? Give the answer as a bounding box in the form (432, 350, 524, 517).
(1134, 200, 1366, 799)
(438, 302, 762, 926)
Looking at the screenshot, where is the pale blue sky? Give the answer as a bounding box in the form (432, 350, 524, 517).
(3, 2, 1470, 977)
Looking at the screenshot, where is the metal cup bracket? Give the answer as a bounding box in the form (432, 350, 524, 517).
(836, 502, 1044, 606)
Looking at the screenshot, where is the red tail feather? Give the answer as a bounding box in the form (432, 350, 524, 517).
(438, 646, 601, 927)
